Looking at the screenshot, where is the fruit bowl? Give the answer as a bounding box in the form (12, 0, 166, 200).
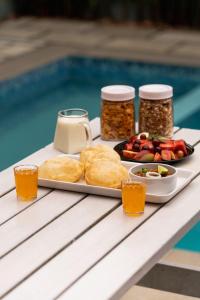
(114, 133, 194, 164)
(129, 163, 178, 195)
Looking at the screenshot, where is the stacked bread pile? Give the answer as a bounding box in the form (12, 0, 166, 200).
(39, 144, 128, 189)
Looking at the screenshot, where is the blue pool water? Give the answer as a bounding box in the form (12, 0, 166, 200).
(1, 56, 200, 252)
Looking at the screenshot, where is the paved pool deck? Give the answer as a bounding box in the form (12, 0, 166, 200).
(0, 17, 200, 299)
(1, 17, 200, 81)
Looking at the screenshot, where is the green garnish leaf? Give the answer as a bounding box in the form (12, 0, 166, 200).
(142, 168, 148, 173)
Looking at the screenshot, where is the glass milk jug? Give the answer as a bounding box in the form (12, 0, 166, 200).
(53, 109, 92, 154)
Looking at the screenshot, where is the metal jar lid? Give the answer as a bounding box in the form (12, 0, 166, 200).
(101, 85, 135, 101)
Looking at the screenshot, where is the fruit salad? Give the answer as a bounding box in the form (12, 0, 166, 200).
(122, 132, 189, 162)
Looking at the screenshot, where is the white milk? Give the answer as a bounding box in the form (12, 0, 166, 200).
(53, 116, 91, 154)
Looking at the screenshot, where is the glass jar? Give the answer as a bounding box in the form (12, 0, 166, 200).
(139, 84, 173, 138)
(101, 85, 135, 140)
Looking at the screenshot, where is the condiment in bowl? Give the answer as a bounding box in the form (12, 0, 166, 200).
(129, 163, 177, 195)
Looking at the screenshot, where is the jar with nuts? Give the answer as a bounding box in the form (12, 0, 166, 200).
(101, 85, 135, 141)
(139, 84, 174, 138)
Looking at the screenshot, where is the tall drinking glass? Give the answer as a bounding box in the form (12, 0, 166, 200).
(14, 165, 38, 201)
(122, 179, 146, 216)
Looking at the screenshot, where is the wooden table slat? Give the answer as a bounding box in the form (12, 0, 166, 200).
(5, 130, 200, 297)
(1, 117, 200, 300)
(173, 128, 200, 146)
(59, 175, 200, 300)
(173, 126, 180, 133)
(0, 187, 50, 226)
(2, 205, 157, 300)
(0, 195, 119, 298)
(4, 141, 200, 300)
(174, 142, 200, 174)
(0, 190, 86, 258)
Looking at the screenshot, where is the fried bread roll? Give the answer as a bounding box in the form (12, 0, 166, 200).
(85, 159, 128, 189)
(39, 156, 83, 182)
(80, 144, 120, 169)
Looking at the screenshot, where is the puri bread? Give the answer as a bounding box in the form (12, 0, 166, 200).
(80, 144, 120, 169)
(85, 159, 128, 189)
(39, 156, 83, 182)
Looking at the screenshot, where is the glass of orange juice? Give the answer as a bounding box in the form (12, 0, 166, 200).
(14, 165, 38, 201)
(122, 179, 146, 216)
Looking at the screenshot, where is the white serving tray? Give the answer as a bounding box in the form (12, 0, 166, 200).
(38, 155, 195, 204)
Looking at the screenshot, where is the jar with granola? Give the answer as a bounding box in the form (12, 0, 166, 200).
(101, 85, 135, 140)
(139, 84, 173, 138)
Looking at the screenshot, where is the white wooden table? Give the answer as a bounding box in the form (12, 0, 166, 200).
(1, 117, 200, 300)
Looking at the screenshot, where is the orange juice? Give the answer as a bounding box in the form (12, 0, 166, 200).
(14, 165, 38, 201)
(122, 180, 146, 216)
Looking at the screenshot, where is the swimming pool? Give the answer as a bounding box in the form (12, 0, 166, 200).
(1, 56, 200, 252)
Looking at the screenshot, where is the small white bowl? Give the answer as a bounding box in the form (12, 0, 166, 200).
(129, 163, 177, 195)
